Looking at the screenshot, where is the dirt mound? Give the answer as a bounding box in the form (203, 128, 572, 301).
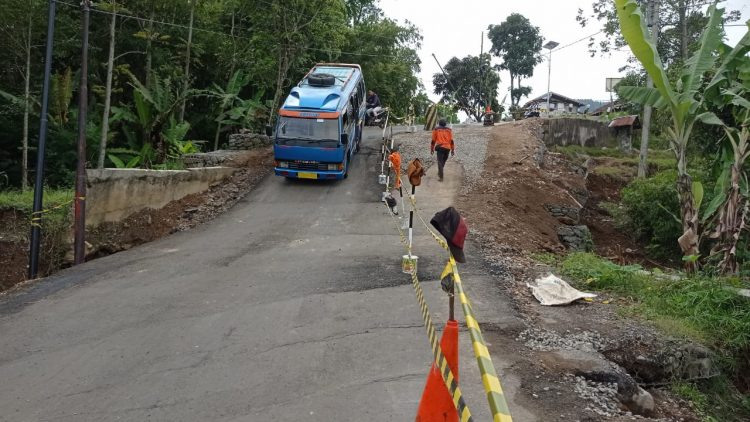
(459, 120, 584, 253)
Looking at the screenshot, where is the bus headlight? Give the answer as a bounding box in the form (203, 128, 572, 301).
(278, 161, 289, 168)
(327, 163, 340, 171)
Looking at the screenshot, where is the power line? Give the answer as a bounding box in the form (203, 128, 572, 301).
(54, 0, 407, 59)
(552, 30, 603, 52)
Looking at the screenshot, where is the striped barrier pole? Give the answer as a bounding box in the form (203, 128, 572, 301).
(409, 197, 514, 422)
(385, 206, 473, 421)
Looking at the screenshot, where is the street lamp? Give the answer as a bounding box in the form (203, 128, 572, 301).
(543, 40, 559, 118)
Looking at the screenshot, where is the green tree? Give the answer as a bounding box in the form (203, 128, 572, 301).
(487, 13, 543, 108)
(340, 15, 422, 117)
(0, 0, 45, 189)
(577, 0, 741, 65)
(615, 0, 748, 270)
(432, 54, 500, 121)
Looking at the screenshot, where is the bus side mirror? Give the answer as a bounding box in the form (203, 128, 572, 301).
(265, 124, 273, 137)
(341, 133, 349, 145)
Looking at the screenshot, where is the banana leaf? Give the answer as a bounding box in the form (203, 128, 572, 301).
(614, 0, 675, 107)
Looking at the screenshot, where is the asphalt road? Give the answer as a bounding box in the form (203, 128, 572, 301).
(0, 128, 533, 421)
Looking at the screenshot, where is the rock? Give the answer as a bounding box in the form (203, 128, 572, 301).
(227, 133, 271, 150)
(558, 217, 577, 226)
(602, 336, 719, 384)
(622, 387, 654, 415)
(557, 225, 593, 251)
(545, 204, 581, 225)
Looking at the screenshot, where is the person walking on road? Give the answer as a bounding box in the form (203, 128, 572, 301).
(431, 119, 455, 181)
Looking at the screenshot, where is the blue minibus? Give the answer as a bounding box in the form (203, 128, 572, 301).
(272, 63, 366, 180)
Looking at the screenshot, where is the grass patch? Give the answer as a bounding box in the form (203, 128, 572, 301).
(560, 252, 750, 420)
(553, 146, 676, 176)
(591, 165, 634, 178)
(553, 145, 673, 160)
(561, 252, 750, 355)
(0, 188, 73, 278)
(531, 252, 559, 266)
(0, 188, 74, 213)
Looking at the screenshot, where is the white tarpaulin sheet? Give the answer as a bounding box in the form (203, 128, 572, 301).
(527, 274, 597, 306)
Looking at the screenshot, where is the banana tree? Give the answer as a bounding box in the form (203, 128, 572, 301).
(127, 72, 197, 163)
(614, 0, 740, 269)
(706, 114, 750, 274)
(702, 37, 750, 274)
(209, 69, 250, 150)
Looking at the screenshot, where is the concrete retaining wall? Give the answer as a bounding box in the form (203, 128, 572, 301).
(542, 118, 617, 148)
(86, 167, 236, 225)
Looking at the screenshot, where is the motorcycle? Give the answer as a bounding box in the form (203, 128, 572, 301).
(365, 106, 389, 128)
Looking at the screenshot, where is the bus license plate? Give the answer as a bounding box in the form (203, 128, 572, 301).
(298, 172, 317, 179)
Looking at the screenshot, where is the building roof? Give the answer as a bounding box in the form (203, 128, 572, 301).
(590, 99, 633, 116)
(523, 92, 586, 109)
(609, 115, 641, 128)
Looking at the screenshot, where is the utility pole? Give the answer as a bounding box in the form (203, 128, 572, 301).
(432, 53, 472, 121)
(543, 41, 559, 117)
(29, 0, 57, 279)
(479, 31, 484, 121)
(74, 0, 91, 265)
(639, 0, 660, 178)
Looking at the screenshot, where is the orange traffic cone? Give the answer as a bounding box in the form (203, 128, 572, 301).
(416, 319, 459, 422)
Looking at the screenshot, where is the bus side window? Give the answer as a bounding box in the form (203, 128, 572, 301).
(342, 110, 349, 132)
(358, 81, 365, 108)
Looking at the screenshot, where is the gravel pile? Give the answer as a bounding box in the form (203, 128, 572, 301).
(570, 375, 622, 417)
(393, 124, 491, 190)
(517, 327, 611, 352)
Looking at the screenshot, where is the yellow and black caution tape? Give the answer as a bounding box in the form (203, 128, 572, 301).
(29, 196, 80, 228)
(408, 196, 513, 422)
(385, 207, 473, 422)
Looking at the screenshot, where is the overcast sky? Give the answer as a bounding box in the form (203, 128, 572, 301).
(378, 0, 749, 109)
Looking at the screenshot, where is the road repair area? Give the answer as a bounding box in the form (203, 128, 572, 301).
(0, 124, 702, 421)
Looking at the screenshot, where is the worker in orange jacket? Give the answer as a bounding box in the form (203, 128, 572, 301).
(431, 119, 455, 181)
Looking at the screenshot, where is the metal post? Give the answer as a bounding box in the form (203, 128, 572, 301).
(449, 282, 455, 321)
(74, 0, 91, 265)
(408, 185, 415, 253)
(546, 49, 552, 117)
(479, 31, 484, 120)
(542, 41, 559, 118)
(29, 0, 57, 279)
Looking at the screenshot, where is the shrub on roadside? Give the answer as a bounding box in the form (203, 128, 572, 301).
(619, 170, 682, 260)
(0, 189, 73, 281)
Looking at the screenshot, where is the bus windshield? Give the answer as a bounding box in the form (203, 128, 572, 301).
(277, 117, 339, 147)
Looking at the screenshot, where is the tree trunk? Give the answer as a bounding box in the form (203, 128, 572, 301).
(21, 14, 32, 190)
(638, 0, 660, 178)
(509, 71, 515, 107)
(98, 4, 117, 169)
(214, 8, 237, 151)
(179, 0, 195, 122)
(270, 47, 291, 125)
(713, 126, 750, 274)
(675, 144, 698, 272)
(679, 0, 688, 61)
(145, 2, 155, 88)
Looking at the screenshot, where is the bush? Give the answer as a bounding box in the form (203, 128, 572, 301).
(0, 189, 73, 277)
(620, 170, 682, 259)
